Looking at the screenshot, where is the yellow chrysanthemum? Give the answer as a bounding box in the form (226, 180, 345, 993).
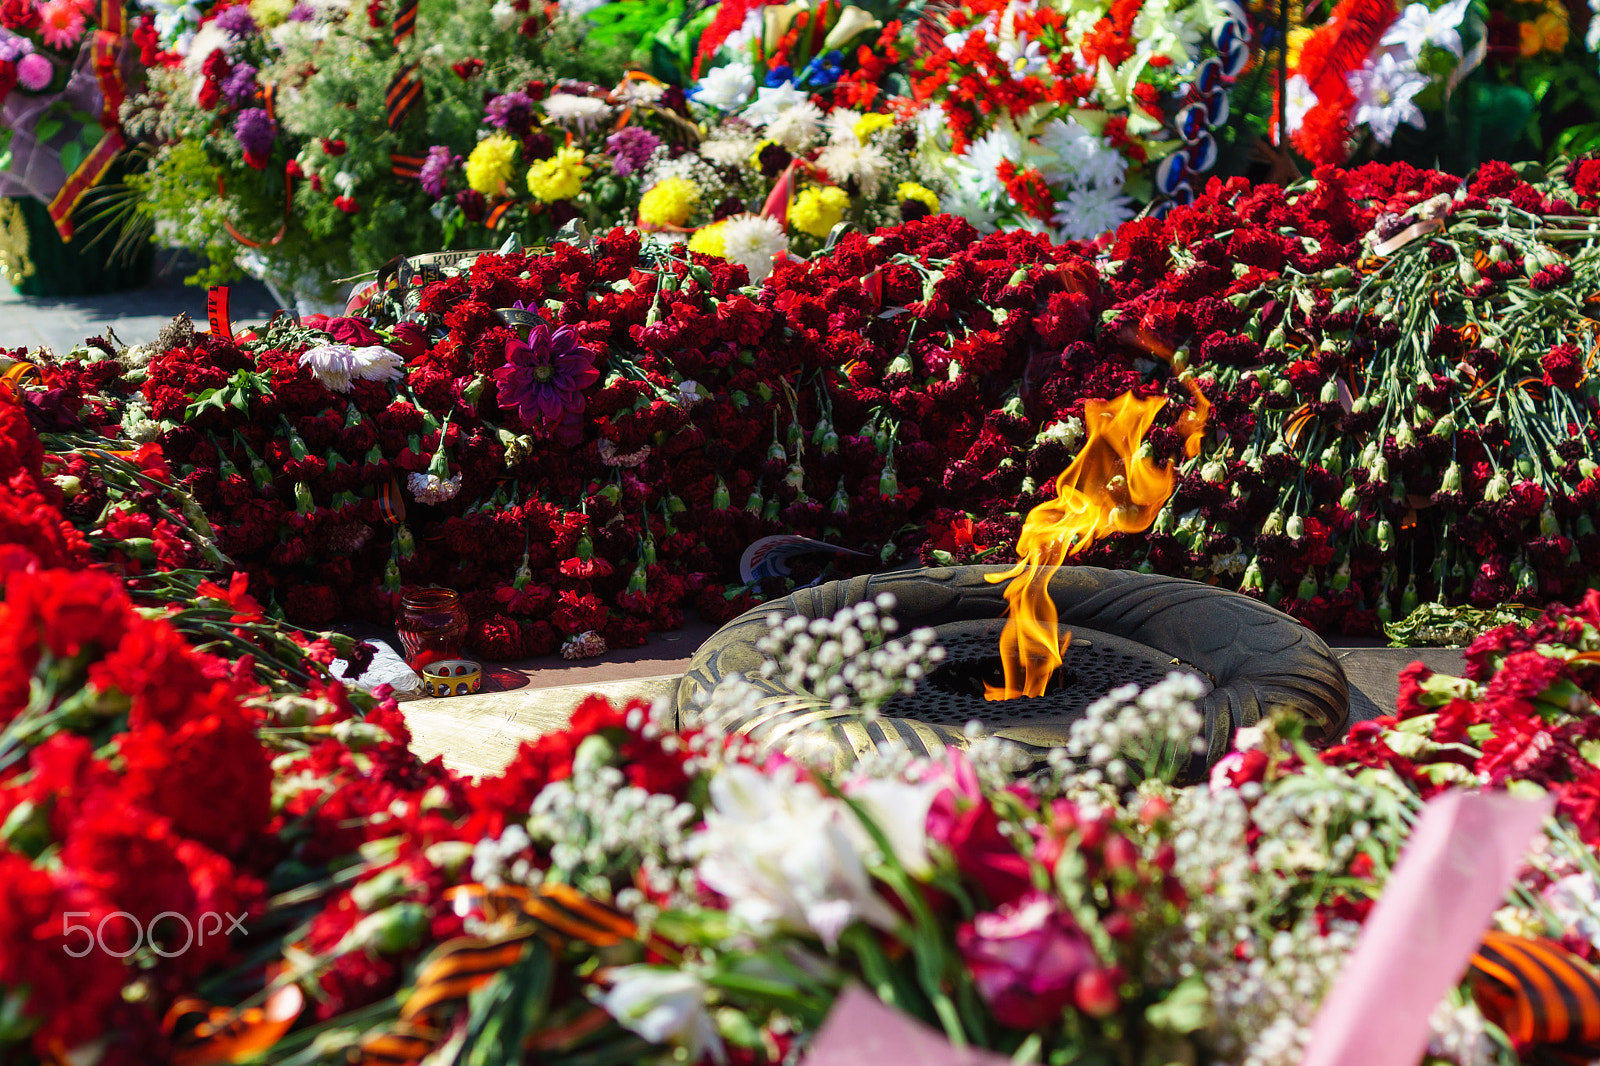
(638, 176, 701, 228)
(854, 112, 895, 143)
(527, 146, 592, 203)
(896, 181, 940, 214)
(1285, 27, 1313, 71)
(790, 185, 850, 239)
(687, 220, 728, 258)
(248, 0, 295, 27)
(465, 134, 519, 196)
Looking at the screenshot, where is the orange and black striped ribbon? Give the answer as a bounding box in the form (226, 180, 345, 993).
(391, 153, 426, 180)
(1468, 930, 1600, 1060)
(485, 201, 514, 229)
(385, 62, 423, 131)
(393, 0, 418, 42)
(378, 476, 407, 524)
(47, 0, 128, 240)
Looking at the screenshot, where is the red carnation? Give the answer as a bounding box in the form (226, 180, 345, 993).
(1542, 343, 1583, 389)
(469, 613, 525, 660)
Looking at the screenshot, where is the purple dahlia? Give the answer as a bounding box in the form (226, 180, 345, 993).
(492, 325, 600, 427)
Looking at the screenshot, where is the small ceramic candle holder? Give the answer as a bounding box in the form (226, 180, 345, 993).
(421, 659, 482, 698)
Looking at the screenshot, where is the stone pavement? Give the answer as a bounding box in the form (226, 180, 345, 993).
(1, 257, 280, 352)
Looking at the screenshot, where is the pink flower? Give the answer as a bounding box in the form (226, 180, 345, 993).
(16, 52, 51, 91)
(956, 891, 1102, 1029)
(926, 751, 1032, 905)
(36, 0, 83, 49)
(492, 324, 600, 428)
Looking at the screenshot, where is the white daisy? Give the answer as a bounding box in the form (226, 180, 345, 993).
(823, 108, 864, 144)
(692, 62, 756, 111)
(1381, 0, 1472, 58)
(616, 78, 666, 106)
(719, 214, 789, 284)
(1347, 52, 1428, 145)
(997, 34, 1047, 79)
(1053, 185, 1134, 241)
(1284, 74, 1317, 134)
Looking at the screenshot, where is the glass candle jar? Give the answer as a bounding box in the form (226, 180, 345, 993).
(397, 587, 467, 670)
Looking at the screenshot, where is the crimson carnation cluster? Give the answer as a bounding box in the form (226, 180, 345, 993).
(38, 157, 1600, 655)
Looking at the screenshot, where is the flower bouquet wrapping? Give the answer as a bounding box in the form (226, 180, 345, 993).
(0, 0, 140, 234)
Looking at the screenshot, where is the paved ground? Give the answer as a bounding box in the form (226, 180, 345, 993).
(1, 255, 280, 352)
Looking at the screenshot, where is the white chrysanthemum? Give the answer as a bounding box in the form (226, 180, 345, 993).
(1036, 118, 1126, 190)
(699, 135, 758, 167)
(542, 94, 613, 134)
(182, 22, 238, 75)
(814, 139, 890, 197)
(939, 167, 1000, 232)
(763, 101, 825, 150)
(692, 62, 756, 111)
(616, 78, 666, 106)
(489, 0, 517, 28)
(1053, 184, 1134, 242)
(299, 344, 359, 393)
(823, 108, 864, 144)
(350, 345, 404, 384)
(719, 214, 788, 284)
(962, 126, 1023, 198)
(743, 82, 810, 126)
(407, 471, 462, 504)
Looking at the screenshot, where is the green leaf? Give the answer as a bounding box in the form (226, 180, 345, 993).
(59, 141, 82, 177)
(457, 938, 552, 1066)
(34, 118, 62, 144)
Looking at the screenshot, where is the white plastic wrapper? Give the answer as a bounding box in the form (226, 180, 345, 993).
(331, 637, 422, 698)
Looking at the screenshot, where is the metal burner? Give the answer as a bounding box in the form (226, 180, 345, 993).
(678, 565, 1349, 780)
(878, 619, 1209, 728)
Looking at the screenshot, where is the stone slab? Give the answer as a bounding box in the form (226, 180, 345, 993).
(1336, 646, 1465, 723)
(402, 673, 679, 779)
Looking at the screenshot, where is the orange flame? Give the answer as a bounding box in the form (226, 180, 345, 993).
(985, 385, 1209, 701)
